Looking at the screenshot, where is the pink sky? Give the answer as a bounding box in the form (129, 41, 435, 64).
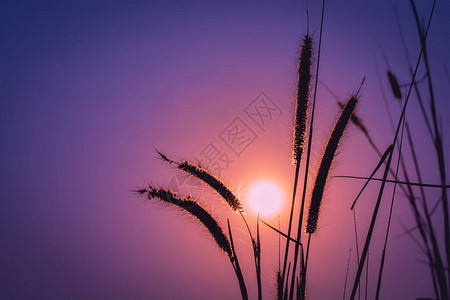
(1, 0, 449, 299)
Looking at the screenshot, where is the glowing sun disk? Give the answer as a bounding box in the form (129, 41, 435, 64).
(247, 181, 283, 216)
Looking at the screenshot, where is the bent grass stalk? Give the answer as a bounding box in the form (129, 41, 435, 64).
(349, 2, 437, 298)
(349, 144, 393, 210)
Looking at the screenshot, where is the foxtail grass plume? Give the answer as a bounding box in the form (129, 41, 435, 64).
(292, 35, 312, 164)
(338, 101, 367, 135)
(178, 161, 243, 211)
(306, 96, 358, 234)
(141, 186, 233, 258)
(155, 151, 243, 212)
(387, 71, 402, 100)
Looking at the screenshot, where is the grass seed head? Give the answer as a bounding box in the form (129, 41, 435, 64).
(142, 185, 233, 258)
(338, 101, 367, 134)
(306, 96, 358, 234)
(293, 35, 313, 164)
(178, 161, 243, 212)
(387, 70, 402, 100)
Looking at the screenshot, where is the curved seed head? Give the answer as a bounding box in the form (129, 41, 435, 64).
(306, 96, 358, 234)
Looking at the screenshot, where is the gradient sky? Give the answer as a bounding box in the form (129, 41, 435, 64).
(1, 1, 450, 299)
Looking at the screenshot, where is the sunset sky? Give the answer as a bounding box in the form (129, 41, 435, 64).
(1, 1, 450, 299)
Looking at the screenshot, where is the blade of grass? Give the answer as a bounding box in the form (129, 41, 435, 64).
(411, 0, 450, 292)
(394, 6, 434, 141)
(349, 2, 437, 298)
(326, 54, 440, 299)
(284, 263, 291, 300)
(365, 250, 369, 300)
(349, 144, 393, 210)
(256, 217, 262, 300)
(343, 249, 352, 300)
(297, 245, 305, 300)
(363, 50, 442, 298)
(335, 175, 450, 189)
(353, 211, 361, 300)
(259, 218, 302, 246)
(375, 115, 406, 300)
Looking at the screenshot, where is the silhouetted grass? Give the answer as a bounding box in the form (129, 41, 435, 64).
(306, 96, 357, 234)
(138, 186, 232, 257)
(137, 0, 448, 299)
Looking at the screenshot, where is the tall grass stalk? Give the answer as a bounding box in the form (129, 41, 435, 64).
(139, 2, 448, 298)
(228, 220, 249, 300)
(353, 211, 361, 300)
(347, 66, 443, 297)
(343, 249, 352, 300)
(349, 2, 436, 298)
(394, 4, 444, 297)
(288, 2, 326, 299)
(375, 115, 406, 300)
(411, 0, 450, 293)
(282, 33, 312, 292)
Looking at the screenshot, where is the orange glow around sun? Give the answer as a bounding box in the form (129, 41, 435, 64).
(246, 180, 283, 216)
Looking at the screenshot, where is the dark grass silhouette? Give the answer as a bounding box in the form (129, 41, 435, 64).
(306, 95, 357, 234)
(137, 186, 232, 257)
(137, 0, 449, 298)
(282, 33, 312, 300)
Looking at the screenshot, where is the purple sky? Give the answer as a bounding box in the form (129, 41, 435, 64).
(1, 1, 449, 299)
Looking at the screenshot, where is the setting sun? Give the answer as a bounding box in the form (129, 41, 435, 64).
(246, 180, 283, 216)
